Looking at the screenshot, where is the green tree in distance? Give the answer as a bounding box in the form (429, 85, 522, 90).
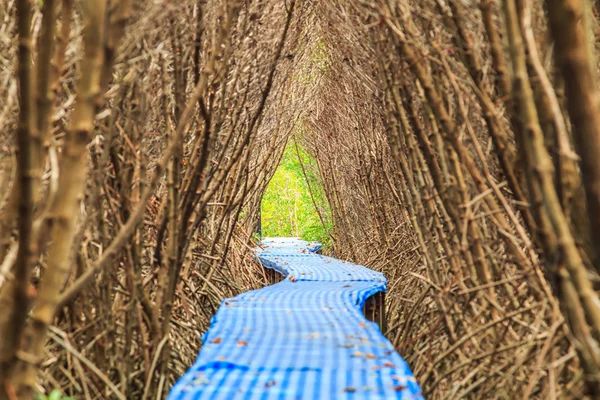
(261, 139, 332, 248)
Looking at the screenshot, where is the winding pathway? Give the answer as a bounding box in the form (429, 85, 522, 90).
(168, 238, 422, 399)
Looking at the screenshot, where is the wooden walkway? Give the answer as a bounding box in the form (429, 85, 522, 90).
(167, 238, 422, 399)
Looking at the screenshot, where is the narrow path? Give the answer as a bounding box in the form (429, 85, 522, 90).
(168, 238, 422, 399)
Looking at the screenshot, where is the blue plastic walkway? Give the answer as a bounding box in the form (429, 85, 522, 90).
(168, 238, 422, 399)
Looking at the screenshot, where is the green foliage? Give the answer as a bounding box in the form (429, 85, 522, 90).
(261, 140, 332, 248)
(35, 389, 75, 400)
(294, 39, 330, 84)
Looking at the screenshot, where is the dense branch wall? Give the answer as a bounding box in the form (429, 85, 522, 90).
(294, 0, 600, 398)
(0, 0, 303, 397)
(3, 0, 600, 398)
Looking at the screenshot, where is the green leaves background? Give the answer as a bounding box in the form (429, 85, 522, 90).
(261, 141, 332, 248)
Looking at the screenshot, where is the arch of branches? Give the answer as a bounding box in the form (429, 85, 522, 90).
(1, 0, 600, 398)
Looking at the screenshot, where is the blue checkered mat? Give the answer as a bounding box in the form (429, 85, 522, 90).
(167, 238, 423, 399)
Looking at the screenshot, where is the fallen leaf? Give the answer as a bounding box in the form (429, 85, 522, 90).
(265, 380, 276, 388)
(237, 341, 248, 346)
(211, 337, 222, 344)
(394, 385, 407, 391)
(366, 353, 377, 359)
(384, 361, 395, 368)
(343, 387, 356, 393)
(359, 323, 366, 328)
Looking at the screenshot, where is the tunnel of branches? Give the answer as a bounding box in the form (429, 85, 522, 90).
(3, 0, 600, 398)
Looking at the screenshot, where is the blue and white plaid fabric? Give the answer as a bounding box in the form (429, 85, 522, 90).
(168, 238, 423, 399)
